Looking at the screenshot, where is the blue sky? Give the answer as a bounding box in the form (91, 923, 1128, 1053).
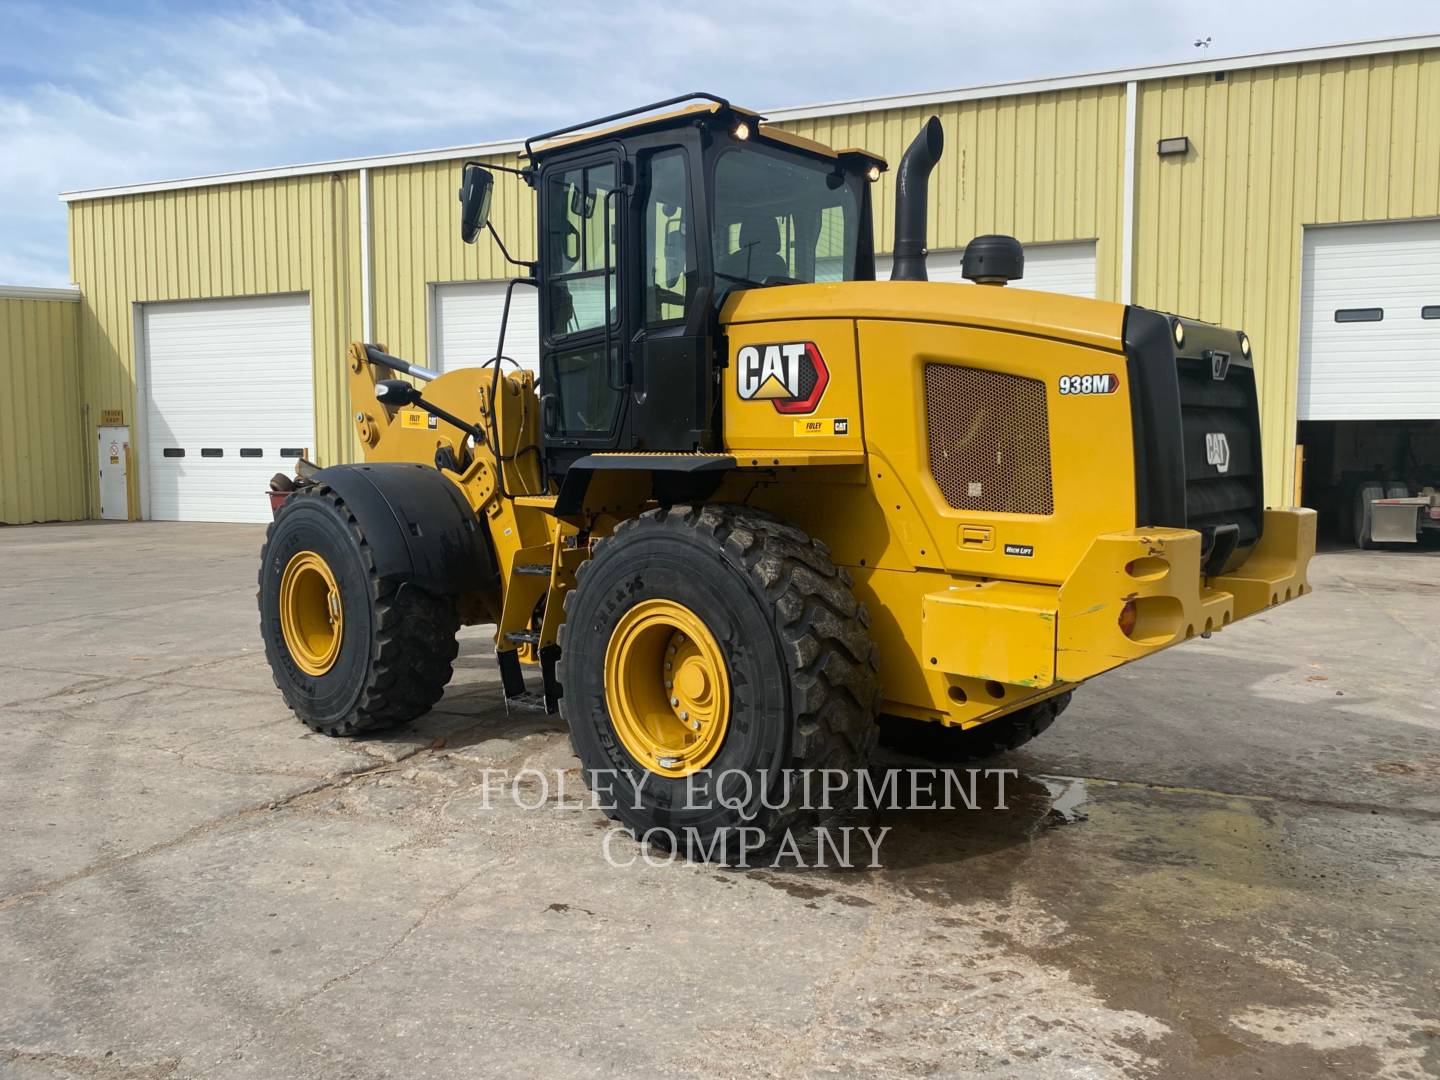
(1, 0, 1435, 285)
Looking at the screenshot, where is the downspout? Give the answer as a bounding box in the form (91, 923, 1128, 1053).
(359, 167, 374, 342)
(1120, 80, 1137, 304)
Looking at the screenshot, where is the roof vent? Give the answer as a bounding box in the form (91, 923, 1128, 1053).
(962, 235, 1024, 286)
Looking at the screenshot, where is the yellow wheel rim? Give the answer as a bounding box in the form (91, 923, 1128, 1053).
(604, 599, 731, 778)
(279, 550, 344, 676)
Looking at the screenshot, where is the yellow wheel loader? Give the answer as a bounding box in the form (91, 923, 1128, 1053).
(258, 93, 1315, 854)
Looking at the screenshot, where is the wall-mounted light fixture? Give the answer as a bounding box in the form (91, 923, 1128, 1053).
(1158, 136, 1191, 156)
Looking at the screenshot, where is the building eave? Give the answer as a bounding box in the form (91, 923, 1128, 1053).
(0, 284, 81, 302)
(58, 33, 1440, 205)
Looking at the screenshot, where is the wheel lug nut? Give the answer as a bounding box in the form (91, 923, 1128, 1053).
(670, 697, 679, 706)
(679, 711, 689, 721)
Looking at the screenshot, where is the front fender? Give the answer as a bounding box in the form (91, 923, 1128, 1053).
(312, 463, 495, 596)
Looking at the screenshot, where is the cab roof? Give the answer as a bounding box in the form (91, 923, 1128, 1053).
(525, 93, 887, 173)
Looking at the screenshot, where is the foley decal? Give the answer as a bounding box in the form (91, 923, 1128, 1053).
(400, 409, 438, 430)
(792, 418, 850, 437)
(736, 341, 829, 415)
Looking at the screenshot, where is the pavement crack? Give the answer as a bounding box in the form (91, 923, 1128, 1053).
(1043, 771, 1440, 821)
(0, 585, 255, 633)
(218, 863, 490, 1065)
(0, 1046, 180, 1079)
(0, 751, 432, 915)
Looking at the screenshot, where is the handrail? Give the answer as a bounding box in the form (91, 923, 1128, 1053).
(602, 188, 622, 391)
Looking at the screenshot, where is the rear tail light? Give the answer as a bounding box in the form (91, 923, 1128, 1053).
(1118, 600, 1138, 637)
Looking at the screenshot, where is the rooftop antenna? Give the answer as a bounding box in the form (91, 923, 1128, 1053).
(1194, 36, 1212, 57)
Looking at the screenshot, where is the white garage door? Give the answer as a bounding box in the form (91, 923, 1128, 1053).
(1299, 220, 1440, 421)
(142, 294, 314, 523)
(432, 281, 541, 374)
(876, 240, 1097, 298)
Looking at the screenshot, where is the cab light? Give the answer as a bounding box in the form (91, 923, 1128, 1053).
(866, 164, 881, 182)
(733, 121, 751, 141)
(1172, 320, 1185, 348)
(1239, 332, 1252, 358)
(1118, 600, 1139, 638)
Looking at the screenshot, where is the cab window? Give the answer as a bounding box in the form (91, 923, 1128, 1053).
(545, 162, 618, 338)
(711, 147, 860, 306)
(643, 149, 696, 325)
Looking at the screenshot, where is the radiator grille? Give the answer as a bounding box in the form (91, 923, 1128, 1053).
(1177, 355, 1263, 563)
(925, 364, 1054, 515)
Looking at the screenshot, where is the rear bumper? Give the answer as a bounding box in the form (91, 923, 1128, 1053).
(921, 508, 1316, 690)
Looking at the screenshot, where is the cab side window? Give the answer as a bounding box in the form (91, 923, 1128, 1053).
(545, 162, 618, 338)
(643, 149, 695, 325)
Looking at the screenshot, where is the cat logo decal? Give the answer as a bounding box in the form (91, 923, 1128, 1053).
(736, 342, 829, 415)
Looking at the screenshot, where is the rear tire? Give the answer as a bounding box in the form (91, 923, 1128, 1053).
(879, 692, 1072, 763)
(1354, 481, 1385, 549)
(259, 488, 459, 736)
(558, 504, 880, 861)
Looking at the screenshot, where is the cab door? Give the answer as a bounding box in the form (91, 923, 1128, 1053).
(628, 144, 717, 451)
(539, 151, 627, 450)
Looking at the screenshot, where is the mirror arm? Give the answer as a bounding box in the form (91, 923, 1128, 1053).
(462, 158, 535, 184)
(486, 220, 537, 272)
(411, 396, 486, 442)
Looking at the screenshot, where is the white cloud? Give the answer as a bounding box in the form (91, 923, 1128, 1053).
(1, 0, 1435, 285)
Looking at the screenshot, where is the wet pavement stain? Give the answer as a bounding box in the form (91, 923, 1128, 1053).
(863, 775, 1440, 1078)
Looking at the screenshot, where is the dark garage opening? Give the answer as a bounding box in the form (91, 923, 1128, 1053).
(1299, 418, 1440, 547)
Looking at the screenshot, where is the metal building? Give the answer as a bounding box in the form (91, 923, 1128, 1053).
(5, 34, 1438, 527)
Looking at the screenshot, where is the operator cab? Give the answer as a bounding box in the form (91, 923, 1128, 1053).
(460, 94, 885, 473)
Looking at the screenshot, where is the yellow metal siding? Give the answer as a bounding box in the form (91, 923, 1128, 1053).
(368, 152, 536, 367)
(777, 84, 1128, 299)
(1134, 48, 1440, 504)
(58, 46, 1440, 518)
(0, 297, 85, 523)
(67, 174, 365, 510)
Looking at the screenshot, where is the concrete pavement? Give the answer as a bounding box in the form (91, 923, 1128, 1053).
(0, 522, 1436, 1079)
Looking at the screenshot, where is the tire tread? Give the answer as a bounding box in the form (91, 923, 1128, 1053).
(259, 486, 459, 737)
(558, 502, 881, 848)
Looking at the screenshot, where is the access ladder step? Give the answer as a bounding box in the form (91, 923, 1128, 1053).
(504, 630, 540, 645)
(514, 563, 552, 576)
(505, 691, 556, 715)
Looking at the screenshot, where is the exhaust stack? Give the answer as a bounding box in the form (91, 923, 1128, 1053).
(889, 116, 944, 282)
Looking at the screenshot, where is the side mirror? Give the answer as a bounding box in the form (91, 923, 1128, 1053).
(375, 379, 422, 407)
(663, 222, 687, 288)
(458, 164, 494, 244)
(569, 185, 596, 219)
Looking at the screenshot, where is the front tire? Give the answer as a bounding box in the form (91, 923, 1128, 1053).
(558, 505, 880, 860)
(259, 487, 459, 736)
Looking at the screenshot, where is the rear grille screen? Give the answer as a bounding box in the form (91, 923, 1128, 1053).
(925, 364, 1054, 515)
(1176, 357, 1262, 553)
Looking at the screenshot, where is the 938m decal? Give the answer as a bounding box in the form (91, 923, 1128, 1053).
(736, 341, 829, 414)
(1058, 373, 1119, 395)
